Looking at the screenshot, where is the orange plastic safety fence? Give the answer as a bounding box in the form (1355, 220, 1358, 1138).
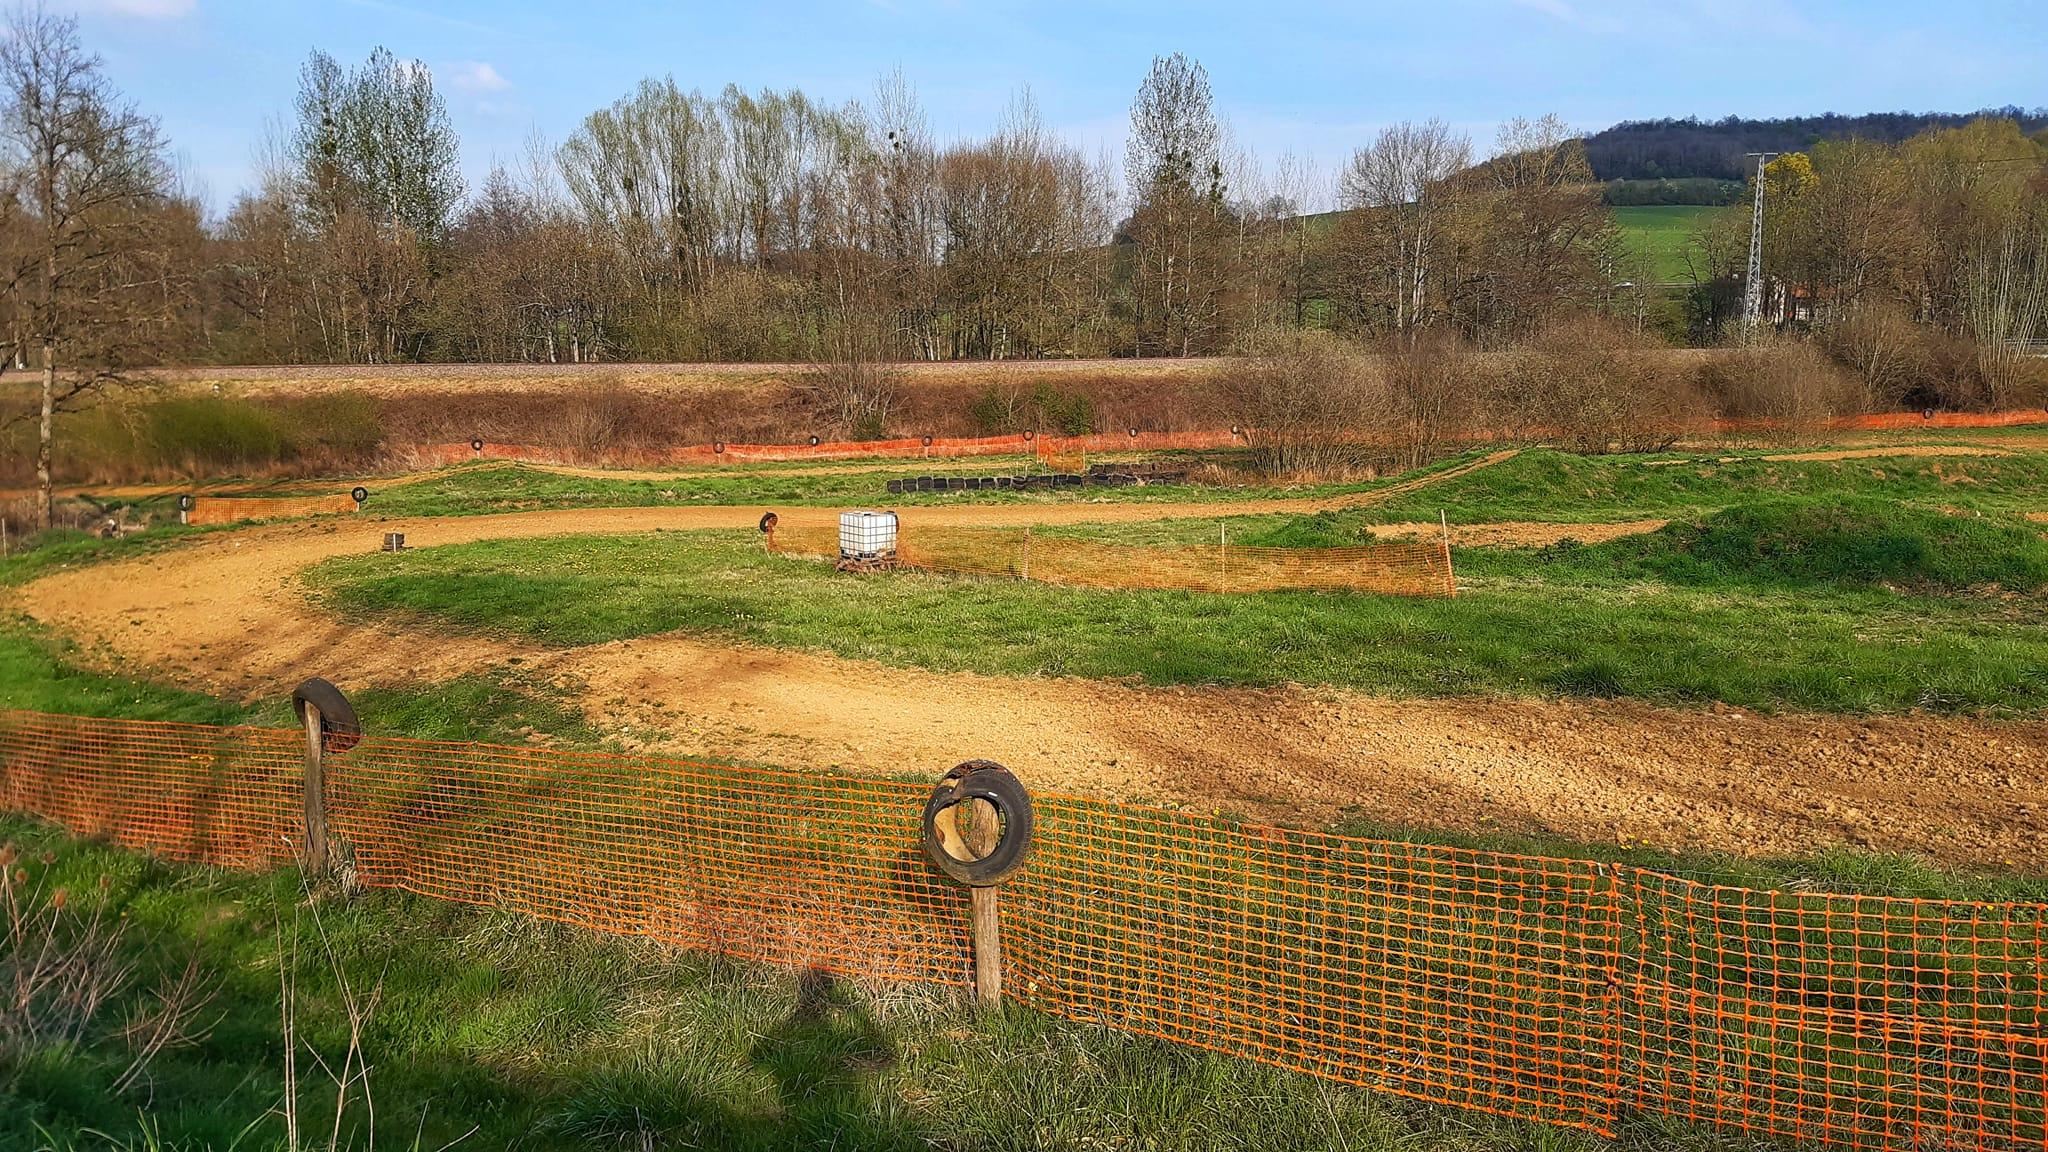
(1034, 436, 1088, 475)
(0, 711, 302, 867)
(4, 706, 2044, 1151)
(187, 493, 360, 526)
(767, 522, 1455, 597)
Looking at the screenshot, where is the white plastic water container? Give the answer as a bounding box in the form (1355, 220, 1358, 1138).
(838, 510, 898, 558)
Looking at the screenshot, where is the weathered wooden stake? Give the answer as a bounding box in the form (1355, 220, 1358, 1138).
(966, 797, 1002, 1006)
(1019, 528, 1032, 581)
(301, 702, 329, 877)
(1440, 509, 1457, 598)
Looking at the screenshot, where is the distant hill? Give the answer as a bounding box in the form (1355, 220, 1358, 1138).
(1585, 108, 2048, 183)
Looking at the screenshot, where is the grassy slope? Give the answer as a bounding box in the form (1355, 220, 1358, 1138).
(1364, 446, 2048, 522)
(7, 813, 1766, 1152)
(306, 524, 2048, 713)
(1613, 204, 1715, 283)
(358, 444, 2048, 523)
(358, 452, 1466, 518)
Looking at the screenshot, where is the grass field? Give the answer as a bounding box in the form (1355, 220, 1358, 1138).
(1613, 204, 1717, 283)
(9, 436, 2048, 1149)
(307, 473, 2048, 713)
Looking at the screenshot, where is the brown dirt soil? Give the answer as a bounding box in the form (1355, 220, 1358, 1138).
(1752, 445, 2011, 462)
(15, 465, 2048, 871)
(126, 358, 1227, 399)
(1368, 519, 1666, 547)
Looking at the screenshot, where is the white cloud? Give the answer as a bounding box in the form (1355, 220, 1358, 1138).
(445, 61, 511, 94)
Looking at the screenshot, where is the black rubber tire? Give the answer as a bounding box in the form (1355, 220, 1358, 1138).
(922, 435, 934, 447)
(292, 678, 362, 754)
(1022, 430, 1035, 441)
(1128, 427, 1138, 437)
(176, 494, 194, 511)
(1923, 409, 1935, 420)
(714, 441, 726, 454)
(809, 435, 821, 446)
(471, 438, 484, 451)
(758, 512, 779, 533)
(1230, 425, 1242, 436)
(886, 479, 904, 494)
(922, 760, 1033, 887)
(350, 486, 370, 504)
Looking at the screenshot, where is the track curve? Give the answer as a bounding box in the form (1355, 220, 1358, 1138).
(13, 452, 2048, 870)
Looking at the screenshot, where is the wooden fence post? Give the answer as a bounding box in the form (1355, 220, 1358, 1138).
(967, 799, 1002, 1005)
(921, 761, 1032, 1010)
(301, 701, 329, 878)
(1020, 528, 1032, 582)
(1440, 510, 1457, 598)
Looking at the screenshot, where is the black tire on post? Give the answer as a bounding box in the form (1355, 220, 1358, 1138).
(922, 760, 1033, 887)
(471, 437, 484, 452)
(177, 494, 195, 512)
(1128, 427, 1138, 437)
(758, 512, 779, 533)
(291, 678, 362, 754)
(1022, 430, 1035, 442)
(923, 435, 934, 447)
(350, 486, 370, 505)
(714, 441, 726, 455)
(810, 435, 821, 446)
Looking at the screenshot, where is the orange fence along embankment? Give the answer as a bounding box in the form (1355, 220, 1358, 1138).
(2, 706, 2042, 1151)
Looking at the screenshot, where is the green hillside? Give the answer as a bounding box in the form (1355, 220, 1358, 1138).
(1614, 204, 1718, 283)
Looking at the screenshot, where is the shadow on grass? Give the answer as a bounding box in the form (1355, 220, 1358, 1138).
(544, 967, 929, 1151)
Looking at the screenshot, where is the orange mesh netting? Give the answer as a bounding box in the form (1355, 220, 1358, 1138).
(187, 493, 360, 526)
(1, 706, 2044, 1149)
(767, 521, 1456, 596)
(1034, 436, 1088, 474)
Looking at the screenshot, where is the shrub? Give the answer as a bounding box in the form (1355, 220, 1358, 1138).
(1381, 330, 1476, 468)
(1489, 317, 1704, 453)
(1222, 329, 1382, 478)
(1698, 339, 1869, 427)
(800, 356, 901, 441)
(141, 398, 290, 473)
(970, 382, 1096, 436)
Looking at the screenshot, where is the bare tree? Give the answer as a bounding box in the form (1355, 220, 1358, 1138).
(0, 6, 176, 529)
(1336, 120, 1471, 337)
(1124, 53, 1233, 356)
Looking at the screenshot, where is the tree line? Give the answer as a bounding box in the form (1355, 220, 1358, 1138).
(1, 9, 2046, 522)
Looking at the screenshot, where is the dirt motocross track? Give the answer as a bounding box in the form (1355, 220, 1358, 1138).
(15, 460, 2048, 871)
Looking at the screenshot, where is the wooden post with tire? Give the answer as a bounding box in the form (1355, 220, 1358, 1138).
(291, 679, 361, 886)
(300, 699, 327, 877)
(922, 760, 1033, 1007)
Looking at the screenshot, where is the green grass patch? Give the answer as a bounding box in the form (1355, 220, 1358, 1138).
(359, 452, 1472, 518)
(1363, 447, 2048, 524)
(305, 529, 2048, 713)
(1613, 204, 1714, 282)
(1552, 497, 2048, 593)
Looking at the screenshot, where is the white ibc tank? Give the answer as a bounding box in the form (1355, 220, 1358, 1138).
(838, 510, 898, 558)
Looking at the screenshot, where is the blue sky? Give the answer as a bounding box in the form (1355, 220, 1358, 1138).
(54, 0, 2048, 214)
